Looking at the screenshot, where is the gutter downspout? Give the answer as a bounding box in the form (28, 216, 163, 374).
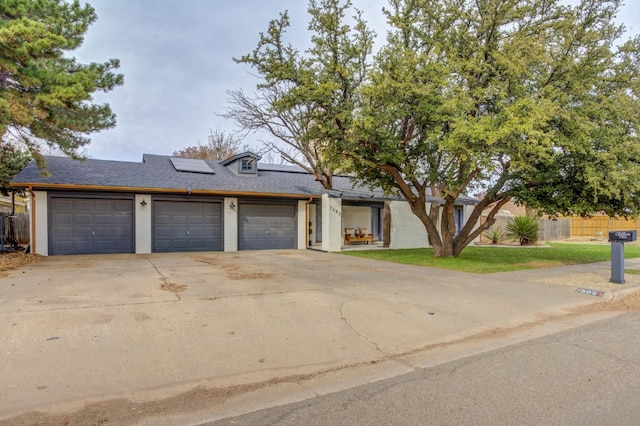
(305, 197, 313, 248)
(28, 186, 35, 254)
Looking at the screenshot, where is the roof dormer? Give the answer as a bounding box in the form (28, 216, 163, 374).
(220, 152, 261, 177)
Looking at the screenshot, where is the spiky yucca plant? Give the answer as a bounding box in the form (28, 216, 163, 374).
(483, 227, 507, 244)
(506, 216, 539, 245)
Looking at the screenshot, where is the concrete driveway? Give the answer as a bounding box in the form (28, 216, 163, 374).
(0, 250, 615, 422)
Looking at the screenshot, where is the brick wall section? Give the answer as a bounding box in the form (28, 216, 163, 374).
(389, 201, 429, 249)
(135, 194, 151, 253)
(321, 194, 342, 252)
(224, 197, 238, 251)
(34, 190, 48, 255)
(342, 206, 372, 232)
(297, 200, 307, 249)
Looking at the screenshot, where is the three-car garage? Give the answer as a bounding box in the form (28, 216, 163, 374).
(47, 193, 298, 255)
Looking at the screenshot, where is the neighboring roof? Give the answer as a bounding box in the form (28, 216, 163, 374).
(10, 154, 479, 205)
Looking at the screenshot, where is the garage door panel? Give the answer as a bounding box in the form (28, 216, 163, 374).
(54, 199, 73, 210)
(93, 228, 112, 238)
(72, 227, 93, 238)
(113, 215, 132, 226)
(152, 200, 222, 252)
(153, 227, 173, 237)
(93, 214, 112, 225)
(73, 200, 93, 210)
(53, 213, 72, 226)
(50, 197, 134, 255)
(73, 240, 93, 251)
(112, 201, 131, 211)
(74, 214, 93, 225)
(53, 227, 73, 238)
(238, 203, 295, 250)
(94, 201, 113, 211)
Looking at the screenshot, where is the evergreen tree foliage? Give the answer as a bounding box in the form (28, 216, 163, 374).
(0, 0, 123, 170)
(0, 143, 29, 195)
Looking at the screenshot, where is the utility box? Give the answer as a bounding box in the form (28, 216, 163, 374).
(608, 230, 636, 284)
(608, 230, 637, 243)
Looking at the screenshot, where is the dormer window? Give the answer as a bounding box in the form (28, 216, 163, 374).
(241, 158, 255, 174)
(220, 151, 261, 177)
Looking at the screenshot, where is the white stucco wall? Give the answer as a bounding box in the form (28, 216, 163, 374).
(297, 200, 307, 249)
(224, 197, 238, 251)
(135, 194, 151, 254)
(388, 202, 481, 249)
(463, 204, 481, 244)
(33, 190, 48, 256)
(321, 195, 342, 252)
(389, 201, 430, 249)
(342, 206, 372, 232)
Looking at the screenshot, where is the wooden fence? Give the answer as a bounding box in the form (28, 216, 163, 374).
(538, 218, 572, 241)
(570, 216, 640, 238)
(2, 213, 30, 245)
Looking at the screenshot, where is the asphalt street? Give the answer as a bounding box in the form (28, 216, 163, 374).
(211, 310, 640, 426)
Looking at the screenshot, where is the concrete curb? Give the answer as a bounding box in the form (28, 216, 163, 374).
(608, 284, 640, 300)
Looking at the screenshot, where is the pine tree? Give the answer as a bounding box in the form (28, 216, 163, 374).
(0, 0, 124, 170)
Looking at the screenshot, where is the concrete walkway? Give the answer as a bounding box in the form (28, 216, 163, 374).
(0, 250, 636, 423)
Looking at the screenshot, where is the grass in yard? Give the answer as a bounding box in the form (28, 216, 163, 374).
(341, 243, 640, 274)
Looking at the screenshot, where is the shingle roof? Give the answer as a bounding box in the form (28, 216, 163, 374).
(11, 153, 478, 204)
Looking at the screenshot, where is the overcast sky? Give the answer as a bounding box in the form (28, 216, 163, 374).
(74, 0, 640, 163)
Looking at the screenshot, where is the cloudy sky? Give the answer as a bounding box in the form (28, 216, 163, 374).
(74, 0, 640, 163)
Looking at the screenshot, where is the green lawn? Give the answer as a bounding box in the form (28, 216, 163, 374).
(341, 243, 640, 274)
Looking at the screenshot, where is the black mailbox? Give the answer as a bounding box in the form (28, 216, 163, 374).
(608, 230, 637, 243)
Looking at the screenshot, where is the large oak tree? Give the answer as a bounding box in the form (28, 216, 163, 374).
(234, 0, 640, 257)
(0, 0, 123, 170)
(340, 0, 640, 256)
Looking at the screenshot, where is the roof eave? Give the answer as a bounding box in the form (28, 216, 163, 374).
(10, 182, 320, 199)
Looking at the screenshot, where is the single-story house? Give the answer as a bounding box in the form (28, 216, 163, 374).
(10, 152, 479, 255)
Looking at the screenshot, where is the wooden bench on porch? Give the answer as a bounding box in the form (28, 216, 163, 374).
(344, 228, 375, 245)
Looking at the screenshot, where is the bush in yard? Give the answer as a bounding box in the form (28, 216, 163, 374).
(506, 216, 539, 246)
(484, 227, 507, 245)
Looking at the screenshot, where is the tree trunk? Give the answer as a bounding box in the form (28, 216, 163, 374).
(438, 197, 457, 257)
(383, 201, 391, 247)
(409, 195, 509, 258)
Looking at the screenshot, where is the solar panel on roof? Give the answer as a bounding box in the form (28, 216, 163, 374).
(258, 163, 307, 173)
(170, 157, 215, 174)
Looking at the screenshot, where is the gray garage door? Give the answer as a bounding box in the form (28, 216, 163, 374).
(50, 197, 134, 255)
(239, 203, 296, 250)
(153, 200, 222, 252)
